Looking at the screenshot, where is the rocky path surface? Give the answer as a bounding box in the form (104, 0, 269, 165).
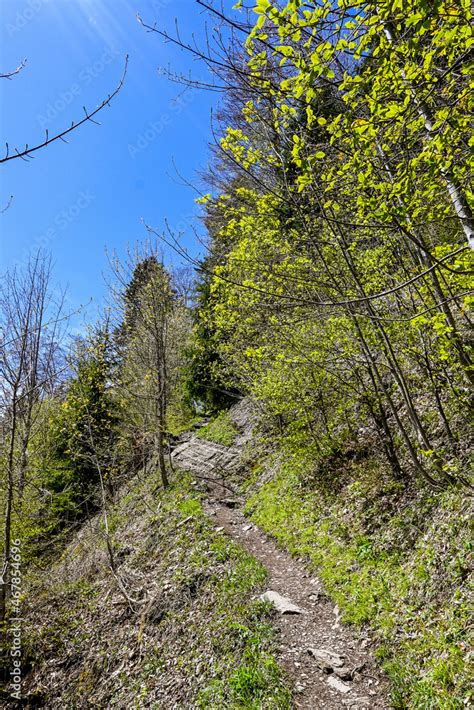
(172, 433, 390, 709)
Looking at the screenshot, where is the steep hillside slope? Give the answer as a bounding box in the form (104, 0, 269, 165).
(10, 399, 472, 709)
(245, 464, 472, 708)
(175, 401, 473, 708)
(15, 469, 290, 709)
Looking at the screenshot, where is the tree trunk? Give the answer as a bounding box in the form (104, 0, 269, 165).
(382, 21, 474, 251)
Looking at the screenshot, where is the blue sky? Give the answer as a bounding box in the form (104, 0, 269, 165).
(0, 0, 224, 327)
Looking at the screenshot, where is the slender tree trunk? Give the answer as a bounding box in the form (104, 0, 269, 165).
(352, 316, 444, 487)
(382, 21, 474, 250)
(155, 409, 169, 488)
(155, 347, 169, 488)
(357, 368, 404, 479)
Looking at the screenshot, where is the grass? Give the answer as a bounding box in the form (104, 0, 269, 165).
(196, 410, 238, 446)
(17, 469, 291, 709)
(244, 454, 473, 709)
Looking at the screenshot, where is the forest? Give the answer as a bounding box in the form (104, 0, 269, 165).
(1, 1, 473, 708)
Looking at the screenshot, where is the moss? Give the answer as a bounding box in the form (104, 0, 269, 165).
(245, 457, 473, 709)
(196, 410, 238, 446)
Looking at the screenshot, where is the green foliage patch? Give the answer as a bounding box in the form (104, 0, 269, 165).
(196, 410, 238, 446)
(245, 456, 473, 708)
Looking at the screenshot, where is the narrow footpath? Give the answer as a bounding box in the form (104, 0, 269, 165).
(172, 433, 390, 709)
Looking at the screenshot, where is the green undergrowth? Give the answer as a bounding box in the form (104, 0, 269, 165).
(166, 407, 202, 436)
(245, 456, 473, 709)
(197, 410, 238, 446)
(17, 470, 291, 709)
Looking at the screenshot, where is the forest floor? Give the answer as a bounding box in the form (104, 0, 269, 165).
(12, 402, 471, 708)
(173, 401, 473, 709)
(172, 431, 390, 709)
(16, 465, 292, 709)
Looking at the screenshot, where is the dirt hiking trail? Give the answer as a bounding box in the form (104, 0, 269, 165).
(172, 429, 390, 709)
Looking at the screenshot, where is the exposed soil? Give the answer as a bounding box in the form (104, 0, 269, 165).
(173, 424, 390, 709)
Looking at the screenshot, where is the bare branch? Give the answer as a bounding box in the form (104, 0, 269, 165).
(0, 55, 128, 164)
(0, 195, 13, 214)
(0, 59, 27, 80)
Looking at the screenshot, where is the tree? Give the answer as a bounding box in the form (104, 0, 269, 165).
(0, 252, 64, 673)
(144, 0, 472, 487)
(46, 324, 119, 510)
(111, 248, 190, 488)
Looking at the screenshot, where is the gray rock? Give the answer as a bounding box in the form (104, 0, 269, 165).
(334, 665, 353, 680)
(260, 591, 304, 614)
(171, 437, 241, 475)
(327, 675, 352, 693)
(308, 647, 345, 671)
